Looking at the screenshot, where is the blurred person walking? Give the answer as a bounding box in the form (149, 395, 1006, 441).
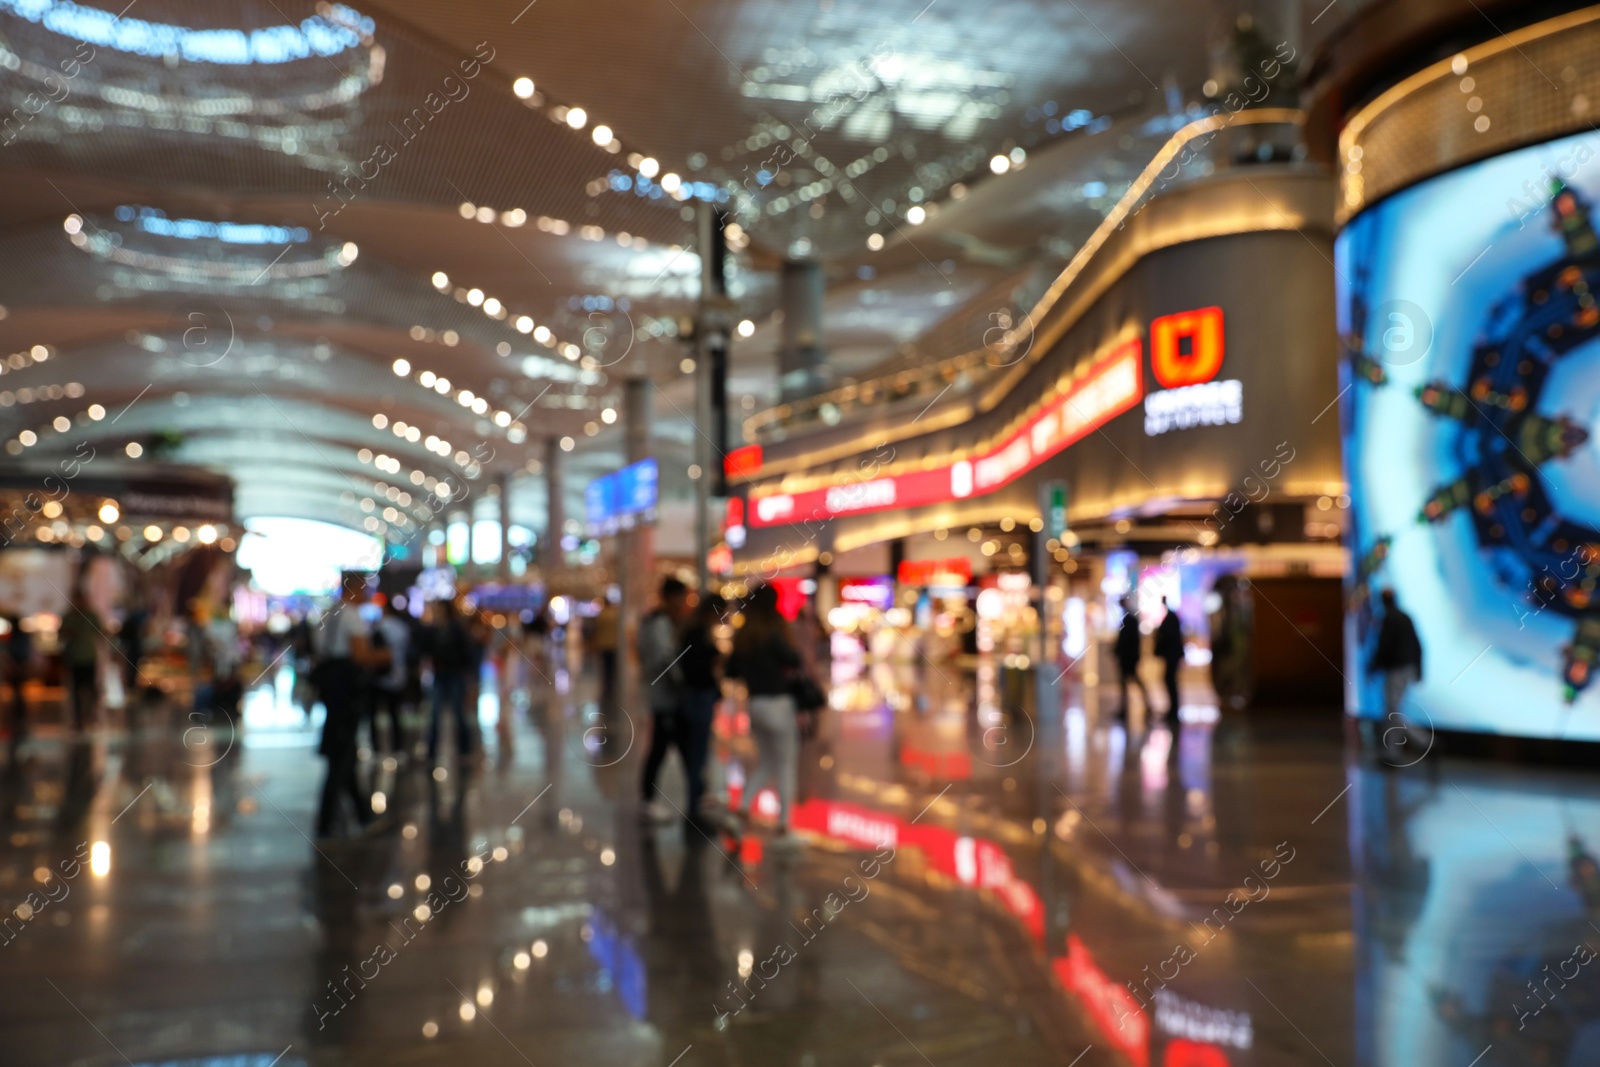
(725, 584, 804, 844)
(426, 601, 480, 767)
(1155, 599, 1185, 718)
(1113, 597, 1147, 719)
(371, 597, 411, 755)
(4, 615, 31, 738)
(1371, 588, 1424, 728)
(638, 577, 692, 824)
(676, 592, 726, 829)
(58, 589, 104, 733)
(593, 592, 620, 709)
(315, 573, 388, 839)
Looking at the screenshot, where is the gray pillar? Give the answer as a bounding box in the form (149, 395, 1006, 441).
(542, 437, 564, 574)
(617, 377, 653, 703)
(496, 470, 512, 581)
(778, 258, 826, 402)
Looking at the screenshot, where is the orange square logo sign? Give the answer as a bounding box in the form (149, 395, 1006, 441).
(1150, 306, 1225, 388)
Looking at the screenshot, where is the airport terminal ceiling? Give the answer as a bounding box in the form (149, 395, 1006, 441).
(0, 0, 1393, 544)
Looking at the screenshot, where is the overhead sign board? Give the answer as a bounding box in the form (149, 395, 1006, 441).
(584, 458, 658, 537)
(750, 341, 1142, 528)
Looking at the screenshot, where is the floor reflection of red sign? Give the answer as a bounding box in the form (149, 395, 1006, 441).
(1054, 935, 1149, 1067)
(1163, 1040, 1230, 1067)
(791, 800, 1042, 939)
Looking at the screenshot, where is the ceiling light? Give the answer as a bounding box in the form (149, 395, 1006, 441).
(98, 502, 119, 523)
(467, 288, 484, 306)
(419, 370, 436, 386)
(990, 154, 1010, 174)
(435, 377, 451, 394)
(431, 271, 449, 290)
(866, 233, 884, 250)
(63, 214, 82, 234)
(591, 124, 612, 145)
(660, 172, 681, 194)
(143, 525, 161, 542)
(906, 205, 926, 224)
(515, 315, 533, 333)
(457, 389, 474, 406)
(638, 157, 659, 178)
(601, 407, 617, 424)
(559, 436, 574, 451)
(30, 345, 48, 361)
(337, 241, 359, 265)
(533, 326, 552, 344)
(566, 107, 587, 129)
(482, 297, 502, 316)
(372, 414, 388, 428)
(513, 77, 535, 99)
(458, 202, 475, 219)
(501, 208, 526, 227)
(123, 441, 140, 457)
(737, 319, 755, 338)
(88, 404, 105, 420)
(493, 410, 510, 427)
(392, 358, 410, 376)
(475, 206, 495, 224)
(197, 524, 217, 545)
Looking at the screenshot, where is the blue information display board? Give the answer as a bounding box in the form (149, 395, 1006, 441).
(585, 458, 659, 536)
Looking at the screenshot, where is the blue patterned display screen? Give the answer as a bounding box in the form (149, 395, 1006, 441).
(1338, 130, 1600, 739)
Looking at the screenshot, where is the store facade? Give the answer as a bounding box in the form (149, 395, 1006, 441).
(733, 161, 1345, 700)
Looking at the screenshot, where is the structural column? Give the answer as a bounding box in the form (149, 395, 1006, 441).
(541, 437, 564, 575)
(496, 470, 512, 581)
(616, 376, 654, 703)
(778, 258, 826, 402)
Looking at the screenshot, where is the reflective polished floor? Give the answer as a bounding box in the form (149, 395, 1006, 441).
(1, 658, 1597, 1067)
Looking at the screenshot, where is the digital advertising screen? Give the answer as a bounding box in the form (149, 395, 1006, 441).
(1337, 128, 1600, 739)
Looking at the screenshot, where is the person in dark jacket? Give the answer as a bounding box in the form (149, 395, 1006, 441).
(1113, 598, 1147, 718)
(638, 577, 693, 823)
(426, 601, 480, 767)
(1370, 589, 1423, 722)
(1154, 600, 1185, 718)
(725, 584, 804, 842)
(643, 591, 725, 830)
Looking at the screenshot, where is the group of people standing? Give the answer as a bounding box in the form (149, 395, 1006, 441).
(306, 574, 491, 841)
(1114, 597, 1188, 719)
(634, 578, 813, 846)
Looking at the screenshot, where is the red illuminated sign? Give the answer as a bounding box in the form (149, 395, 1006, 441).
(724, 444, 763, 478)
(750, 340, 1142, 528)
(898, 557, 974, 586)
(1150, 306, 1224, 388)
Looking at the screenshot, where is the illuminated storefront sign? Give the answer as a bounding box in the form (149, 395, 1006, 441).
(1144, 307, 1241, 436)
(838, 577, 894, 610)
(898, 557, 973, 587)
(750, 341, 1142, 528)
(723, 443, 763, 478)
